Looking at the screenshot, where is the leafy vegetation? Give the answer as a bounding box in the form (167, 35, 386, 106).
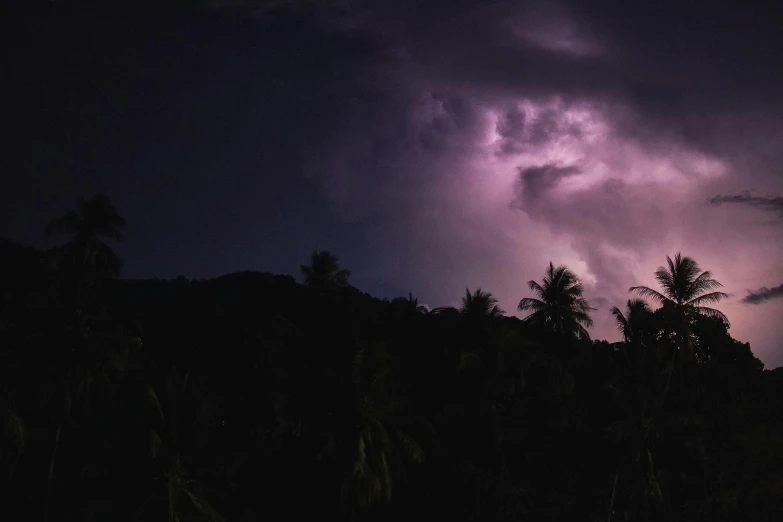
(1, 194, 781, 521)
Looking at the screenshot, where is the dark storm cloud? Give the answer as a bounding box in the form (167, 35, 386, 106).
(340, 0, 783, 169)
(209, 0, 782, 167)
(515, 164, 581, 210)
(495, 105, 586, 157)
(495, 105, 526, 156)
(296, 0, 783, 364)
(709, 193, 783, 219)
(4, 0, 779, 363)
(743, 283, 783, 304)
(418, 95, 478, 153)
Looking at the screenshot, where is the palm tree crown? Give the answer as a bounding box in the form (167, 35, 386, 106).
(44, 194, 126, 280)
(300, 250, 351, 290)
(460, 288, 505, 319)
(610, 299, 652, 344)
(518, 262, 595, 339)
(45, 194, 126, 242)
(629, 253, 728, 324)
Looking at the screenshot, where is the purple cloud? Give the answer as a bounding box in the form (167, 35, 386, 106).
(299, 0, 783, 367)
(709, 192, 783, 220)
(743, 283, 783, 305)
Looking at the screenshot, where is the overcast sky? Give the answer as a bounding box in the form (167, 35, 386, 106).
(4, 0, 782, 366)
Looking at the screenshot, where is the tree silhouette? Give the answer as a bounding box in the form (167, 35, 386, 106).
(404, 292, 428, 315)
(629, 253, 728, 357)
(135, 367, 224, 522)
(460, 288, 505, 319)
(611, 299, 652, 345)
(300, 250, 351, 291)
(518, 262, 595, 339)
(44, 194, 126, 306)
(318, 344, 423, 519)
(629, 253, 728, 323)
(1, 233, 779, 521)
(45, 194, 126, 242)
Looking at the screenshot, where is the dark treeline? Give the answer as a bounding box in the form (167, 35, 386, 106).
(1, 194, 782, 522)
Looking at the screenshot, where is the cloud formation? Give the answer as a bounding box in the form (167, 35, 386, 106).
(299, 0, 783, 366)
(743, 283, 783, 305)
(709, 192, 783, 219)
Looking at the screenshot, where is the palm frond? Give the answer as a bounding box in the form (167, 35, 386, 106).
(520, 309, 549, 327)
(573, 297, 596, 312)
(301, 250, 350, 288)
(629, 286, 669, 303)
(527, 280, 546, 299)
(520, 262, 594, 336)
(181, 485, 225, 522)
(686, 291, 728, 307)
(654, 267, 677, 300)
(677, 254, 701, 283)
(146, 386, 166, 424)
(517, 297, 547, 312)
(429, 306, 458, 317)
(394, 427, 424, 464)
(571, 310, 594, 328)
(628, 298, 651, 314)
(461, 288, 505, 317)
(574, 322, 591, 340)
(150, 428, 163, 458)
(45, 211, 82, 237)
(47, 194, 126, 241)
(610, 306, 630, 339)
(693, 307, 729, 325)
(562, 278, 585, 296)
(685, 270, 723, 300)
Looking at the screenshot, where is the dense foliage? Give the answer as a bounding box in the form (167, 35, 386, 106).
(1, 196, 782, 522)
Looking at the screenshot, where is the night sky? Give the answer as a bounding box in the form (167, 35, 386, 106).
(4, 0, 783, 367)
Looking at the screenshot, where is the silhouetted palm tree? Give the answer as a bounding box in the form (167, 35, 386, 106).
(518, 262, 595, 339)
(629, 253, 728, 324)
(45, 194, 126, 242)
(300, 250, 351, 290)
(460, 288, 505, 319)
(136, 368, 224, 522)
(45, 194, 126, 300)
(611, 299, 652, 345)
(457, 289, 505, 377)
(629, 253, 728, 359)
(318, 344, 423, 519)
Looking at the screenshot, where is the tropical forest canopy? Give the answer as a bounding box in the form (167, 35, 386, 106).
(1, 194, 782, 522)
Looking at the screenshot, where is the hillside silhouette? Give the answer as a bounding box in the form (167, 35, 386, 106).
(1, 195, 782, 522)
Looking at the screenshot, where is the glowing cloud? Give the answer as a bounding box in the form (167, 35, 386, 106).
(303, 0, 783, 367)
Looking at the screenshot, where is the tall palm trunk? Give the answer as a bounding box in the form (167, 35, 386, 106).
(43, 423, 62, 522)
(608, 466, 619, 522)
